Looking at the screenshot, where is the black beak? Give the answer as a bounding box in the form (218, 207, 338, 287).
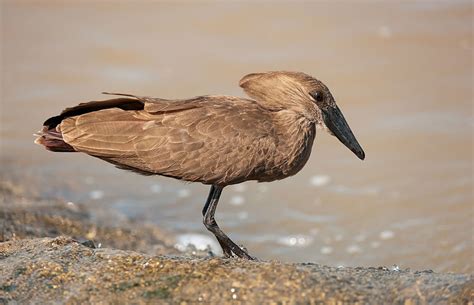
(323, 106, 365, 160)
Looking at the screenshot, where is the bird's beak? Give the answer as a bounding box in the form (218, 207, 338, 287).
(323, 105, 365, 160)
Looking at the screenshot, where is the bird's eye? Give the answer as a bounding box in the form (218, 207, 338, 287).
(310, 91, 324, 102)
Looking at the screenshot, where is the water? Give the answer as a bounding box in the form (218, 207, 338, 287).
(1, 1, 472, 273)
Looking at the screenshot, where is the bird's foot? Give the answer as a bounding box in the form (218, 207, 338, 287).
(215, 235, 254, 259)
(226, 242, 256, 260)
(235, 245, 256, 261)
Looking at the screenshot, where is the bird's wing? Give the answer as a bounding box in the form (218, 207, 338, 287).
(45, 92, 209, 129)
(60, 96, 276, 185)
(101, 92, 201, 113)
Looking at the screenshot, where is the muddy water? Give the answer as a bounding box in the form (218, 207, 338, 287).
(1, 1, 472, 273)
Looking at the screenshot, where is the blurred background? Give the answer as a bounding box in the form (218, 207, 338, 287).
(1, 1, 472, 273)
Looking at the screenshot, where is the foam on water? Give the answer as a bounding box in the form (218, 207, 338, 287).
(277, 235, 314, 247)
(320, 246, 333, 255)
(175, 233, 221, 254)
(309, 175, 331, 187)
(379, 230, 395, 240)
(177, 189, 190, 198)
(89, 190, 104, 200)
(229, 195, 245, 206)
(331, 185, 380, 196)
(237, 211, 248, 220)
(150, 184, 162, 193)
(346, 245, 362, 254)
(371, 241, 381, 248)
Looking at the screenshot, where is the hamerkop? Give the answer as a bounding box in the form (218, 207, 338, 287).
(35, 71, 365, 260)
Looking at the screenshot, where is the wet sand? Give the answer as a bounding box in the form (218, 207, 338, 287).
(0, 180, 178, 257)
(0, 181, 472, 304)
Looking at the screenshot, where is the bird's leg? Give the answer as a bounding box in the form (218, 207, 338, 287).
(202, 186, 232, 258)
(202, 185, 255, 260)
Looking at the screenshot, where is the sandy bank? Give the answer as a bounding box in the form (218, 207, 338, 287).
(1, 237, 472, 304)
(0, 180, 472, 304)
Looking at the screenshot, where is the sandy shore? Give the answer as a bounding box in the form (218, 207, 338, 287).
(0, 180, 472, 304)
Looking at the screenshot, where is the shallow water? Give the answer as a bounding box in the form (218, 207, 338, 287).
(1, 1, 472, 273)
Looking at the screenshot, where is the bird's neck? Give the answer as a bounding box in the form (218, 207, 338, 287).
(273, 110, 316, 176)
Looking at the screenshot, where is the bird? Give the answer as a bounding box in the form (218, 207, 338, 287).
(35, 71, 365, 260)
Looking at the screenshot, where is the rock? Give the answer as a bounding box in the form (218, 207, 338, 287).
(0, 237, 472, 304)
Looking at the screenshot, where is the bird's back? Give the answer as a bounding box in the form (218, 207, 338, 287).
(49, 94, 288, 185)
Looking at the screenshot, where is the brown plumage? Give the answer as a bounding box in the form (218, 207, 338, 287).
(35, 71, 365, 259)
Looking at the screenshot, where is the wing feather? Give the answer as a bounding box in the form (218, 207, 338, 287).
(59, 95, 276, 184)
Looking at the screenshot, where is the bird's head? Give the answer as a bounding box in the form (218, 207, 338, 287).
(239, 71, 365, 160)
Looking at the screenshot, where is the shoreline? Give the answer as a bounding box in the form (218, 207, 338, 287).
(0, 180, 472, 304)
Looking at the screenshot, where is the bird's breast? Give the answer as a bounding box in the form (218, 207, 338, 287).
(255, 114, 316, 182)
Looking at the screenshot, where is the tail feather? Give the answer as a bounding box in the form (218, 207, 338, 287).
(37, 94, 144, 152)
(34, 127, 75, 152)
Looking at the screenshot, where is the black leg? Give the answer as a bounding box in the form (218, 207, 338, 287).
(202, 185, 255, 260)
(202, 186, 232, 258)
(201, 186, 214, 217)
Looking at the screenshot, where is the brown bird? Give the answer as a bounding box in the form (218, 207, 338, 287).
(35, 71, 365, 260)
